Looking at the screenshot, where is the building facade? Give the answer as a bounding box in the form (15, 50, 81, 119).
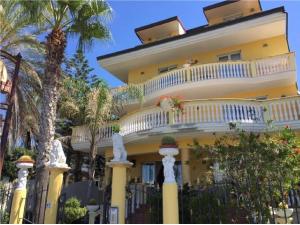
(71, 0, 299, 187)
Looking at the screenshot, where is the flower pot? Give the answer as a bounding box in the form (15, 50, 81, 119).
(86, 205, 99, 212)
(159, 147, 179, 156)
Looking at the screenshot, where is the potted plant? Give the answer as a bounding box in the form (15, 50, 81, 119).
(274, 202, 294, 218)
(157, 96, 184, 113)
(86, 199, 99, 212)
(157, 96, 172, 111)
(112, 124, 120, 134)
(159, 136, 179, 156)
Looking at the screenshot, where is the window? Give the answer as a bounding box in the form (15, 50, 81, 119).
(142, 163, 155, 184)
(218, 51, 241, 62)
(174, 162, 182, 186)
(158, 65, 177, 74)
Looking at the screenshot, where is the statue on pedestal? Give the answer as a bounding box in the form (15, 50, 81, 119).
(162, 155, 176, 183)
(49, 139, 68, 168)
(112, 133, 127, 162)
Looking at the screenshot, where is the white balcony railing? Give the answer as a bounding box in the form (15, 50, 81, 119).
(71, 96, 300, 147)
(113, 53, 295, 99)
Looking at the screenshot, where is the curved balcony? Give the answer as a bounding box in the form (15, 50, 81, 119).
(71, 96, 300, 150)
(113, 53, 296, 105)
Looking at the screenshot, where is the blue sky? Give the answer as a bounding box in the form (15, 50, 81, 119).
(65, 0, 300, 88)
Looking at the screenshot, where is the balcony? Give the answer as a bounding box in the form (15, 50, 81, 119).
(113, 53, 296, 106)
(71, 96, 300, 150)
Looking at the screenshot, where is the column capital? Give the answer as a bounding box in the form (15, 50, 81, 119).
(46, 165, 71, 172)
(15, 156, 34, 190)
(106, 160, 133, 168)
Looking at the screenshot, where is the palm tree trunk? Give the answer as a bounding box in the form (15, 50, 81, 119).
(25, 131, 31, 150)
(33, 28, 66, 224)
(89, 136, 97, 180)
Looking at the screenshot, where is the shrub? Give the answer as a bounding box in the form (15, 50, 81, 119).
(63, 197, 87, 224)
(161, 136, 177, 147)
(88, 199, 97, 205)
(112, 124, 120, 133)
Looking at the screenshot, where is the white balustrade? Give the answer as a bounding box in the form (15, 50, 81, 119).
(72, 97, 300, 146)
(268, 97, 300, 122)
(112, 53, 294, 100)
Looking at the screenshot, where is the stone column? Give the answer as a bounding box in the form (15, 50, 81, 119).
(9, 156, 34, 224)
(159, 147, 179, 224)
(44, 166, 70, 224)
(106, 161, 133, 224)
(180, 148, 191, 185)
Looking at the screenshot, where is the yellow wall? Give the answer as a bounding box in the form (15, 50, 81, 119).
(105, 136, 217, 185)
(223, 84, 298, 99)
(128, 35, 289, 84)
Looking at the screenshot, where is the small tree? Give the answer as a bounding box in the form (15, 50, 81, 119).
(63, 197, 87, 224)
(213, 126, 299, 222)
(189, 126, 300, 223)
(213, 126, 300, 184)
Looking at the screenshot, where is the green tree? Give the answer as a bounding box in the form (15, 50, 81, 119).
(2, 147, 36, 181)
(0, 1, 43, 150)
(189, 126, 300, 223)
(18, 1, 112, 222)
(64, 49, 93, 83)
(212, 126, 300, 184)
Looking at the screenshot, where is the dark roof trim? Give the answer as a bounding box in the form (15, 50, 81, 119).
(135, 16, 183, 32)
(134, 16, 186, 43)
(97, 6, 285, 61)
(203, 0, 240, 12)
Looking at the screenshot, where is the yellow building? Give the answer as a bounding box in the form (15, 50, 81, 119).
(72, 0, 298, 187)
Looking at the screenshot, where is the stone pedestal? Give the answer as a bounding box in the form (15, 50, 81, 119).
(106, 161, 133, 224)
(9, 156, 34, 224)
(44, 166, 70, 224)
(87, 205, 100, 224)
(159, 147, 179, 224)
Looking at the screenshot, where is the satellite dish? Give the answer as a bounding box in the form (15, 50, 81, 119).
(0, 60, 8, 83)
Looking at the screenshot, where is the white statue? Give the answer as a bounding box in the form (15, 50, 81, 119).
(162, 155, 176, 183)
(50, 139, 68, 168)
(17, 169, 29, 189)
(112, 133, 127, 162)
(213, 162, 224, 183)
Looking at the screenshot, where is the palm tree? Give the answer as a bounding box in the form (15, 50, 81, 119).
(0, 1, 42, 154)
(85, 84, 144, 180)
(59, 73, 144, 180)
(18, 1, 112, 222)
(85, 84, 112, 180)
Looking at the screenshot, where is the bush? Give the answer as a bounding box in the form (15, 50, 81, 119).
(63, 197, 87, 224)
(111, 124, 120, 133)
(161, 136, 177, 146)
(88, 199, 97, 205)
(0, 210, 9, 224)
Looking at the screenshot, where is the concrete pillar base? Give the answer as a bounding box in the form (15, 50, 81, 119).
(163, 183, 179, 224)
